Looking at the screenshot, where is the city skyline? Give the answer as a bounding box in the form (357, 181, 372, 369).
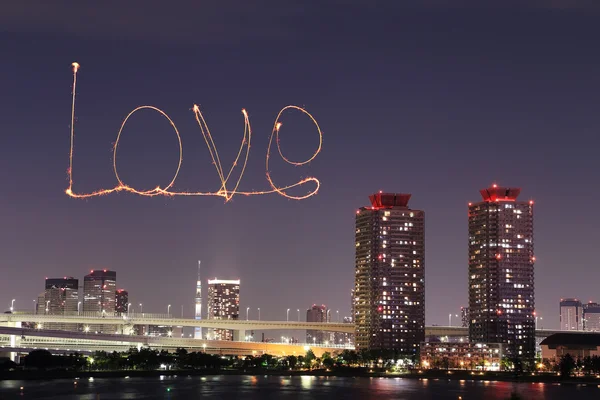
(2, 1, 600, 330)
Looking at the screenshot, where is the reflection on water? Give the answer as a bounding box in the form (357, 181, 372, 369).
(0, 375, 599, 399)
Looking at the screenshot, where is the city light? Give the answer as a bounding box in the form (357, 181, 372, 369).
(66, 63, 323, 202)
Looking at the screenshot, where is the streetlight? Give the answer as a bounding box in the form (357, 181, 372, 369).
(127, 303, 131, 316)
(297, 309, 300, 322)
(246, 307, 250, 321)
(33, 299, 37, 314)
(258, 308, 261, 321)
(336, 310, 339, 322)
(78, 302, 81, 315)
(167, 304, 171, 317)
(449, 313, 452, 326)
(287, 308, 290, 322)
(139, 303, 143, 314)
(10, 299, 15, 312)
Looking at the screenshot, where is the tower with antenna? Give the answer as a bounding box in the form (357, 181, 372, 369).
(194, 261, 203, 339)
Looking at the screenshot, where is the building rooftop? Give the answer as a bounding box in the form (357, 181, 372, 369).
(479, 185, 521, 202)
(368, 192, 411, 209)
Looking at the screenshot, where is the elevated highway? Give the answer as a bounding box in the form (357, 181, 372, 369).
(0, 312, 354, 336)
(0, 327, 350, 358)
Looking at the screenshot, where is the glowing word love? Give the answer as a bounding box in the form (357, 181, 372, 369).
(66, 62, 322, 202)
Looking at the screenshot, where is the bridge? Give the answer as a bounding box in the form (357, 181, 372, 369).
(0, 327, 347, 359)
(0, 312, 354, 340)
(424, 325, 565, 339)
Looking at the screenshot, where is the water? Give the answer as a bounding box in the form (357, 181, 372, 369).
(1, 375, 599, 399)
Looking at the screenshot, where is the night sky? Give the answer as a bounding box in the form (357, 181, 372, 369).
(1, 1, 600, 330)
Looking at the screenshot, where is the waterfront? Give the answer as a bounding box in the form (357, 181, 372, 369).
(1, 375, 599, 399)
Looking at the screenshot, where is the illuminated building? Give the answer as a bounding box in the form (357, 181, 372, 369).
(42, 277, 79, 331)
(354, 192, 425, 354)
(559, 298, 583, 331)
(584, 302, 600, 332)
(306, 305, 328, 344)
(83, 270, 117, 314)
(468, 185, 535, 362)
(206, 278, 240, 341)
(461, 307, 469, 328)
(115, 289, 128, 314)
(83, 270, 117, 333)
(420, 342, 503, 371)
(195, 261, 202, 339)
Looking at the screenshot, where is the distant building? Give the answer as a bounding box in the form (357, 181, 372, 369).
(333, 316, 355, 346)
(83, 270, 117, 314)
(195, 261, 203, 340)
(468, 185, 535, 363)
(83, 269, 117, 334)
(42, 277, 79, 331)
(115, 289, 128, 314)
(420, 342, 503, 371)
(306, 305, 328, 344)
(461, 307, 469, 328)
(354, 192, 425, 355)
(206, 278, 240, 341)
(583, 302, 600, 332)
(560, 298, 583, 331)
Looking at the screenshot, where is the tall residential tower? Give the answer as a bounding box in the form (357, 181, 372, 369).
(468, 185, 535, 362)
(353, 192, 425, 354)
(206, 278, 240, 341)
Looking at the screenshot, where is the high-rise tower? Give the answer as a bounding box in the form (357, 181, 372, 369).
(194, 261, 203, 339)
(468, 185, 535, 362)
(83, 270, 116, 314)
(354, 192, 425, 354)
(206, 278, 240, 341)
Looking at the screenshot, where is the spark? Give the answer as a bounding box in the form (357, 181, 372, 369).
(66, 62, 323, 202)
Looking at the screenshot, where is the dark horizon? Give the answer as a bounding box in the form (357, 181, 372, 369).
(2, 1, 600, 329)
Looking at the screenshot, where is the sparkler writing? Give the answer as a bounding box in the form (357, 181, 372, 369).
(66, 62, 322, 202)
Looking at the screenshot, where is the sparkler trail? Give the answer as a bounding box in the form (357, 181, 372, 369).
(66, 62, 322, 202)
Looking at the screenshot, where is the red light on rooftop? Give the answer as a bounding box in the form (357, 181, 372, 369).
(531, 256, 536, 262)
(492, 184, 498, 188)
(90, 270, 93, 273)
(103, 269, 107, 272)
(379, 190, 382, 193)
(533, 311, 536, 316)
(356, 210, 360, 214)
(468, 202, 472, 206)
(529, 200, 534, 205)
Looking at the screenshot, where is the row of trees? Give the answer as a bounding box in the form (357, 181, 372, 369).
(556, 354, 600, 377)
(19, 348, 415, 372)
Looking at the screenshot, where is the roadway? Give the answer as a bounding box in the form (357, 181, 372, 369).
(0, 327, 351, 358)
(0, 312, 354, 334)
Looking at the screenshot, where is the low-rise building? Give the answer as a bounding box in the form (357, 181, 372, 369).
(420, 342, 503, 371)
(540, 333, 600, 362)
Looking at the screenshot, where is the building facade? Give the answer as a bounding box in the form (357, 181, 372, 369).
(206, 278, 240, 341)
(468, 185, 535, 362)
(461, 307, 470, 328)
(83, 270, 117, 314)
(42, 277, 79, 331)
(306, 304, 328, 344)
(583, 302, 600, 332)
(560, 298, 583, 331)
(354, 192, 425, 354)
(420, 342, 503, 371)
(115, 289, 128, 314)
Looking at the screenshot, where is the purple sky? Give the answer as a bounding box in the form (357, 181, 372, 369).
(1, 1, 600, 330)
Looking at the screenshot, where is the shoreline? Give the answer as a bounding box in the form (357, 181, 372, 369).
(2, 368, 600, 385)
